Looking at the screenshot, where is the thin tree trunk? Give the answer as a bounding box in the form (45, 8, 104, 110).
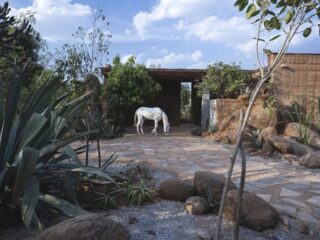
(215, 76, 269, 240)
(234, 145, 247, 240)
(85, 137, 89, 166)
(97, 138, 101, 168)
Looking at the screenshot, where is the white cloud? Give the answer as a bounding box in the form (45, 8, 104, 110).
(133, 0, 219, 38)
(145, 50, 203, 68)
(121, 54, 145, 64)
(176, 16, 253, 42)
(125, 29, 131, 35)
(12, 0, 91, 43)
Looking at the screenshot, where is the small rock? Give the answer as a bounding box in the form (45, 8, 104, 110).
(146, 229, 156, 236)
(215, 135, 231, 145)
(191, 128, 204, 136)
(159, 179, 194, 201)
(185, 196, 210, 215)
(299, 152, 320, 168)
(262, 141, 274, 154)
(282, 154, 300, 163)
(193, 171, 237, 205)
(128, 215, 138, 224)
(299, 222, 310, 235)
(224, 190, 279, 232)
(279, 215, 290, 227)
(35, 213, 130, 240)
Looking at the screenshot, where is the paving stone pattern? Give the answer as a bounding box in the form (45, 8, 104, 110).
(80, 129, 320, 225)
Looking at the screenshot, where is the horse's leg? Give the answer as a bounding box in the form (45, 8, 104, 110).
(136, 116, 141, 135)
(140, 118, 145, 135)
(154, 120, 158, 135)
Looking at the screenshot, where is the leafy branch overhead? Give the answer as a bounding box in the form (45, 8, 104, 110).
(235, 0, 320, 58)
(216, 1, 320, 240)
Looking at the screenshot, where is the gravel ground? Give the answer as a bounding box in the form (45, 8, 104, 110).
(105, 199, 318, 240)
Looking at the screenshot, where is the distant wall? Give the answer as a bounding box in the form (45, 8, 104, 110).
(269, 53, 320, 124)
(210, 99, 247, 126)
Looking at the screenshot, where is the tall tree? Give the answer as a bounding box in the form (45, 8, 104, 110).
(105, 56, 161, 125)
(54, 8, 111, 83)
(196, 61, 250, 99)
(0, 2, 43, 83)
(215, 1, 320, 240)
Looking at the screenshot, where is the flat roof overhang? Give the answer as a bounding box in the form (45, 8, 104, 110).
(146, 68, 207, 82)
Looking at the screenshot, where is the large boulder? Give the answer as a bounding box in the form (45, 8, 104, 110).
(299, 152, 320, 168)
(269, 136, 313, 156)
(35, 214, 130, 240)
(284, 123, 319, 141)
(258, 127, 277, 143)
(185, 196, 210, 215)
(224, 190, 279, 232)
(213, 110, 242, 144)
(193, 171, 237, 205)
(269, 136, 293, 154)
(159, 179, 194, 201)
(248, 104, 278, 131)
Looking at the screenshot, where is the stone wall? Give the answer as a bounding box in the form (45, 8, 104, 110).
(210, 99, 247, 126)
(269, 53, 320, 124)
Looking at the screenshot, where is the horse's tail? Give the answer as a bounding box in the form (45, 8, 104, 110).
(134, 111, 137, 127)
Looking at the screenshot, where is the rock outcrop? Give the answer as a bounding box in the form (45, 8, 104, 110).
(159, 179, 194, 201)
(224, 190, 279, 232)
(36, 214, 130, 240)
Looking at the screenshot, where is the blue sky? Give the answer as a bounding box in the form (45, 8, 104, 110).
(6, 0, 320, 69)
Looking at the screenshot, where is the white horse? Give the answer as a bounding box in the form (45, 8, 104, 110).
(134, 107, 170, 135)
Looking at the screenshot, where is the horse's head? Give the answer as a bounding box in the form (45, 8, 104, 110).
(164, 124, 170, 135)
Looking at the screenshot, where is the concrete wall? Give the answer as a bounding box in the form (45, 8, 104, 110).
(269, 53, 320, 124)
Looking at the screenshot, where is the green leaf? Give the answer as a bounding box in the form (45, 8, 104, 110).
(21, 177, 39, 229)
(271, 16, 281, 30)
(263, 48, 273, 55)
(38, 194, 88, 217)
(264, 20, 272, 31)
(253, 37, 266, 42)
(70, 166, 115, 183)
(17, 113, 48, 152)
(276, 0, 285, 8)
(29, 212, 44, 232)
(285, 10, 293, 24)
(266, 10, 276, 16)
(62, 145, 82, 165)
(12, 148, 40, 204)
(2, 119, 20, 167)
(246, 3, 256, 18)
(303, 27, 312, 37)
(279, 6, 287, 15)
(271, 0, 277, 3)
(250, 10, 261, 18)
(317, 8, 320, 19)
(239, 0, 249, 11)
(0, 69, 23, 172)
(39, 131, 95, 162)
(269, 34, 281, 41)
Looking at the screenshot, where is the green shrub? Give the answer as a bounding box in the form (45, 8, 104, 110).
(0, 69, 115, 230)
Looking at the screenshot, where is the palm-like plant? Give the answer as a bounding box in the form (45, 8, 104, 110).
(0, 68, 115, 230)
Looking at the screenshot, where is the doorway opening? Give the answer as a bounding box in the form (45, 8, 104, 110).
(180, 82, 192, 123)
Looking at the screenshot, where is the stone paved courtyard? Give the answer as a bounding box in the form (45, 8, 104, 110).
(85, 126, 320, 225)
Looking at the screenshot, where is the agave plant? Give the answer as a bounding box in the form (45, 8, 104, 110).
(0, 68, 115, 230)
